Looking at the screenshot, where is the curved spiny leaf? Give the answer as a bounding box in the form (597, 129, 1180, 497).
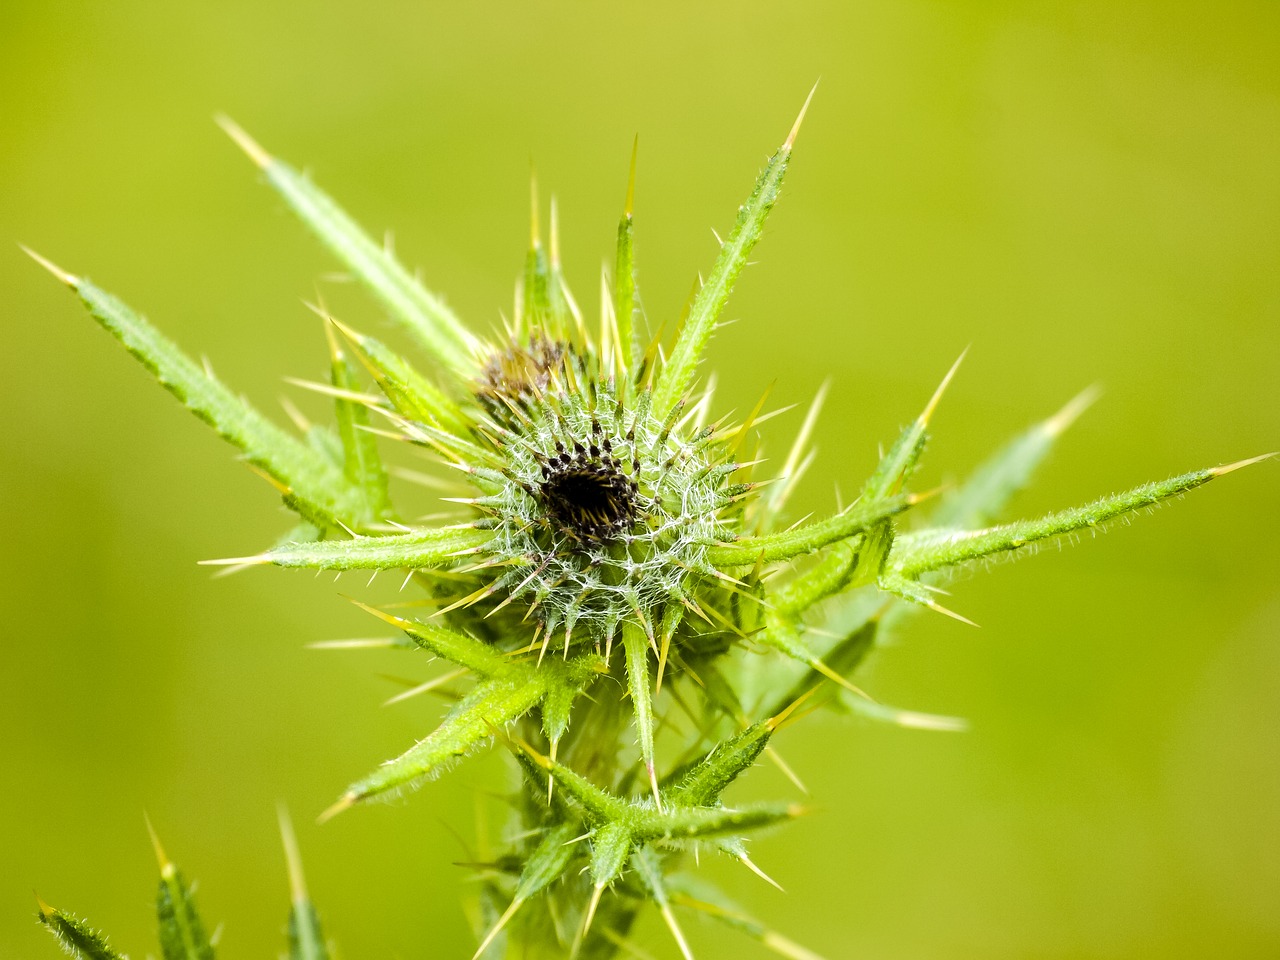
(651, 88, 813, 417)
(931, 386, 1098, 530)
(334, 668, 548, 809)
(890, 463, 1234, 578)
(707, 493, 912, 567)
(156, 863, 215, 960)
(279, 808, 330, 960)
(358, 604, 510, 676)
(216, 525, 492, 570)
(32, 261, 371, 527)
(329, 318, 470, 434)
(36, 902, 127, 960)
(664, 719, 773, 807)
(218, 118, 478, 375)
(329, 336, 393, 520)
(621, 620, 660, 805)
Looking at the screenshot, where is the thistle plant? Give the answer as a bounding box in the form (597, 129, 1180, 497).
(26, 89, 1269, 960)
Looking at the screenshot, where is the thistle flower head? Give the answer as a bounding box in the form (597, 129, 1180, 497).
(28, 93, 1268, 960)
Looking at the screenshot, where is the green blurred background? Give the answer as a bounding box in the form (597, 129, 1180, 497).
(2, 1, 1278, 957)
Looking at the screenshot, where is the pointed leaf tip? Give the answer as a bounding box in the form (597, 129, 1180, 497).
(278, 803, 308, 903)
(737, 853, 785, 892)
(784, 81, 819, 151)
(317, 793, 355, 824)
(766, 687, 819, 731)
(472, 898, 522, 960)
(1045, 383, 1102, 437)
(214, 114, 272, 168)
(145, 813, 171, 872)
(20, 245, 79, 287)
(921, 348, 967, 426)
(34, 892, 55, 918)
(1211, 452, 1276, 476)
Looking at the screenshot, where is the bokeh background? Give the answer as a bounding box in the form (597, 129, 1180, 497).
(2, 2, 1278, 957)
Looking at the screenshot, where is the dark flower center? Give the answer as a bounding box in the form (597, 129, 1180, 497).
(539, 443, 640, 544)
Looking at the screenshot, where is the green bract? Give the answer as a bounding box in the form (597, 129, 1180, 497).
(28, 90, 1268, 960)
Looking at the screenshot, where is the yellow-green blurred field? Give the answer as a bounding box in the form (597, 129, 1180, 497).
(2, 2, 1278, 957)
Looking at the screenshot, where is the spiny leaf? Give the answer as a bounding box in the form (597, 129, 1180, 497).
(278, 807, 330, 960)
(474, 883, 511, 960)
(663, 719, 773, 807)
(771, 541, 858, 617)
(36, 900, 128, 960)
(328, 317, 470, 434)
(759, 618, 880, 719)
(150, 831, 215, 960)
(218, 118, 478, 375)
(754, 627, 874, 706)
(873, 389, 1100, 638)
(517, 737, 630, 824)
(862, 352, 963, 501)
(541, 655, 603, 747)
(848, 353, 964, 585)
(576, 818, 633, 952)
(613, 138, 639, 377)
(651, 86, 814, 417)
(514, 733, 797, 841)
(632, 800, 800, 843)
(473, 821, 582, 960)
(352, 601, 510, 676)
(208, 525, 492, 570)
(707, 492, 912, 567)
(890, 461, 1259, 578)
(518, 176, 553, 336)
(27, 255, 368, 527)
(328, 329, 393, 521)
(330, 667, 550, 811)
(515, 821, 582, 901)
(621, 620, 660, 807)
(589, 819, 633, 889)
(932, 385, 1098, 530)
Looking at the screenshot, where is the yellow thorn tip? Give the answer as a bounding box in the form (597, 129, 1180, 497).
(784, 80, 820, 151)
(277, 803, 308, 903)
(347, 596, 413, 629)
(659, 900, 695, 960)
(1045, 383, 1102, 437)
(317, 792, 356, 825)
(921, 348, 968, 426)
(473, 897, 523, 959)
(214, 114, 272, 168)
(767, 686, 819, 731)
(197, 554, 271, 567)
(19, 245, 79, 287)
(648, 760, 664, 813)
(1211, 452, 1276, 477)
(738, 853, 785, 892)
(927, 600, 979, 628)
(581, 884, 605, 942)
(144, 813, 171, 872)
